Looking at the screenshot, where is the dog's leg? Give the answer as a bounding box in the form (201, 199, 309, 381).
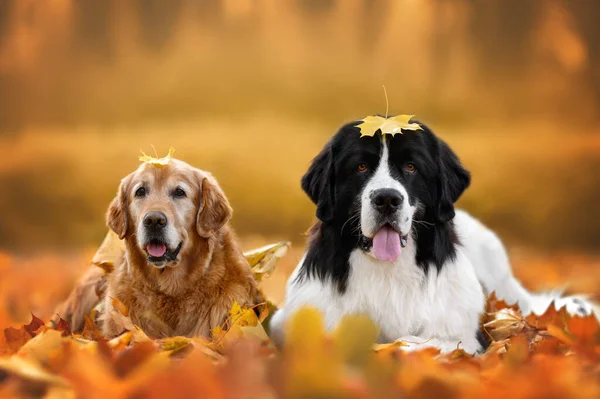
(454, 210, 595, 317)
(51, 266, 106, 332)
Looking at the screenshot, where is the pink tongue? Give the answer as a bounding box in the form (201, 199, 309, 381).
(372, 226, 402, 262)
(147, 243, 167, 257)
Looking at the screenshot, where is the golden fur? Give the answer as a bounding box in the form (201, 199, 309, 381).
(54, 159, 259, 339)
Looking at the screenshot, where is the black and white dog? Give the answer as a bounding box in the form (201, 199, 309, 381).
(270, 120, 594, 353)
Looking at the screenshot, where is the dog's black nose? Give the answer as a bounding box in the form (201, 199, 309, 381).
(144, 211, 167, 229)
(371, 188, 403, 214)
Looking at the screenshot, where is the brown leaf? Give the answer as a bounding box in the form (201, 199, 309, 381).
(56, 316, 71, 337)
(3, 326, 32, 354)
(23, 313, 45, 336)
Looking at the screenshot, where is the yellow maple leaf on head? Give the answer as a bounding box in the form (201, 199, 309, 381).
(139, 147, 175, 166)
(356, 115, 423, 138)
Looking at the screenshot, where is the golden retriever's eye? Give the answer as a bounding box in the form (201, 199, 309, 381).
(357, 163, 368, 173)
(135, 187, 147, 198)
(173, 187, 186, 198)
(404, 163, 416, 173)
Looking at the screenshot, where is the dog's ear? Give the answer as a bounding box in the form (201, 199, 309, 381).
(106, 176, 131, 239)
(435, 138, 471, 223)
(196, 174, 233, 238)
(301, 141, 336, 222)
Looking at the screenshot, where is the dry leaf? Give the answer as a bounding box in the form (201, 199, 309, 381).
(23, 313, 45, 337)
(139, 147, 175, 166)
(211, 301, 272, 351)
(244, 241, 291, 282)
(111, 297, 129, 317)
(356, 115, 423, 137)
(16, 329, 64, 366)
(484, 308, 526, 341)
(91, 230, 125, 274)
(373, 339, 410, 355)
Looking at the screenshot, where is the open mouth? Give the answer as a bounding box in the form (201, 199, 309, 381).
(145, 239, 182, 267)
(371, 223, 408, 262)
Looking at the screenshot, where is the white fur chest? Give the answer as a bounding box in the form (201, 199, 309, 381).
(273, 240, 484, 353)
(329, 241, 483, 345)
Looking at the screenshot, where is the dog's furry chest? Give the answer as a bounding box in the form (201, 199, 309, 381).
(283, 247, 484, 345)
(106, 270, 218, 339)
(344, 249, 485, 342)
(123, 283, 204, 337)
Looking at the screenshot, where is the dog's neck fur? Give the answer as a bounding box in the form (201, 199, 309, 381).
(300, 216, 459, 294)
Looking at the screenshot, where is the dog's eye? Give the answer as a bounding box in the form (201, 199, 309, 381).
(135, 187, 147, 197)
(357, 163, 368, 173)
(173, 187, 186, 198)
(404, 163, 416, 173)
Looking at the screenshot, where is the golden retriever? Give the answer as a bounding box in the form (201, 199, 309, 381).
(55, 158, 259, 338)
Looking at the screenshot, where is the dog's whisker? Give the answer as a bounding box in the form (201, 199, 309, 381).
(340, 213, 360, 235)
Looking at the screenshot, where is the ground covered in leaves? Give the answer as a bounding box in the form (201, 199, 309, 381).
(0, 246, 599, 399)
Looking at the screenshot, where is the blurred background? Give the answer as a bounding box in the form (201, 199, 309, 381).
(1, 0, 599, 321)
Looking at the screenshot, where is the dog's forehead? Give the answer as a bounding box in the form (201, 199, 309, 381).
(131, 159, 207, 188)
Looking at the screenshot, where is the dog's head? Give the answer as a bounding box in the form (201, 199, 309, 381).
(302, 121, 470, 263)
(106, 159, 232, 269)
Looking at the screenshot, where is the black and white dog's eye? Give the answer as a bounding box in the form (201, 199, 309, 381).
(173, 187, 186, 198)
(357, 163, 368, 173)
(404, 163, 416, 173)
(135, 187, 147, 197)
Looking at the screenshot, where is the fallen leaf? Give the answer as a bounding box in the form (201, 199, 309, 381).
(355, 115, 422, 138)
(16, 329, 64, 366)
(244, 241, 291, 282)
(91, 230, 125, 274)
(483, 308, 526, 341)
(373, 339, 410, 355)
(56, 317, 71, 337)
(23, 313, 45, 337)
(81, 311, 103, 341)
(211, 301, 272, 351)
(3, 326, 31, 355)
(111, 297, 129, 317)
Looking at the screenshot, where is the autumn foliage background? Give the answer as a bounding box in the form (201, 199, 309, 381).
(1, 1, 600, 398)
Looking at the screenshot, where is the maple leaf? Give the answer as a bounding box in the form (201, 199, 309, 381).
(356, 115, 422, 138)
(56, 316, 71, 337)
(23, 313, 45, 336)
(139, 147, 175, 166)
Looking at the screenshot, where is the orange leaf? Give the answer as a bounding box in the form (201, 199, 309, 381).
(82, 311, 103, 341)
(112, 297, 130, 317)
(566, 313, 600, 347)
(3, 327, 31, 354)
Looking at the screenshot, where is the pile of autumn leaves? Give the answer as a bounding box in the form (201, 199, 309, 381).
(1, 246, 599, 399)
